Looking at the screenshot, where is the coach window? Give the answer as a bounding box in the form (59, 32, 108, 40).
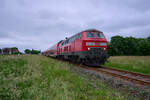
(75, 35, 77, 40)
(65, 41, 67, 44)
(73, 36, 75, 41)
(77, 34, 79, 39)
(66, 39, 69, 44)
(70, 38, 73, 42)
(75, 36, 77, 40)
(79, 33, 82, 39)
(96, 32, 104, 38)
(86, 32, 95, 38)
(71, 37, 74, 42)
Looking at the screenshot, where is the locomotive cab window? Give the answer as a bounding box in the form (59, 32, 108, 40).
(86, 32, 95, 38)
(96, 32, 104, 38)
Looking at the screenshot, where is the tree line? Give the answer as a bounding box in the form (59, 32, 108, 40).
(108, 36, 150, 56)
(24, 49, 41, 54)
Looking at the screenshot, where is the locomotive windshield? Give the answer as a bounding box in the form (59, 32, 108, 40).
(96, 32, 104, 38)
(86, 32, 104, 38)
(86, 32, 95, 38)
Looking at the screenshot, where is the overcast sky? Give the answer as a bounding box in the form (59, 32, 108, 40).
(0, 0, 150, 52)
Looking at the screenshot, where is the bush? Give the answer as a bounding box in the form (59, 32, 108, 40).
(24, 49, 41, 54)
(108, 36, 150, 56)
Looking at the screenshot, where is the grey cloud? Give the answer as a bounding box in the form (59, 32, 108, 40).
(0, 0, 150, 52)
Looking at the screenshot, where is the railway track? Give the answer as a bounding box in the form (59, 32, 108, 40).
(80, 65, 150, 87)
(51, 57, 150, 87)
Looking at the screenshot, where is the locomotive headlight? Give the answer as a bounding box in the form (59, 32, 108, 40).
(86, 42, 95, 46)
(100, 42, 107, 46)
(88, 48, 91, 50)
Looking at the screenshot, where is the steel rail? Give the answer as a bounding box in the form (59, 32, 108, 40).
(101, 66, 150, 78)
(81, 65, 150, 87)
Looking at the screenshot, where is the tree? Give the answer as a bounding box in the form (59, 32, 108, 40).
(31, 49, 41, 54)
(109, 35, 125, 55)
(108, 35, 150, 56)
(147, 36, 150, 42)
(138, 39, 150, 55)
(11, 47, 20, 54)
(24, 49, 31, 54)
(123, 37, 138, 55)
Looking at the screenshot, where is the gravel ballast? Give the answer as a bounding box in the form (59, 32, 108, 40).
(70, 66, 150, 100)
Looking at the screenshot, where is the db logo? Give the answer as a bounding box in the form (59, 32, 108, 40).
(95, 43, 99, 46)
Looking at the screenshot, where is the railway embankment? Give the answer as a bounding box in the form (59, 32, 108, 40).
(0, 55, 129, 100)
(71, 65, 150, 100)
(69, 56, 150, 100)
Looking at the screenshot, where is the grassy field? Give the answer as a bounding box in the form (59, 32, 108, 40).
(104, 56, 150, 75)
(0, 55, 130, 100)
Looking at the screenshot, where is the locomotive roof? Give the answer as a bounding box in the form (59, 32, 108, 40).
(59, 29, 103, 44)
(81, 29, 103, 33)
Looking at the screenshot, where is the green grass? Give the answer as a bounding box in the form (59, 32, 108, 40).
(104, 56, 150, 75)
(0, 55, 131, 100)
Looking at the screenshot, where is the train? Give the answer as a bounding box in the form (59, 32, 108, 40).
(42, 29, 109, 66)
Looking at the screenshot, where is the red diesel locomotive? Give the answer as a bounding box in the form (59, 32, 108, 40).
(42, 29, 109, 66)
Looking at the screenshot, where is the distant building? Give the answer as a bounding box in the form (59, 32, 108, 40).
(2, 48, 11, 55)
(11, 47, 19, 54)
(0, 47, 20, 55)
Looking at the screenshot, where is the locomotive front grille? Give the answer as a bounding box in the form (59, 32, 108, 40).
(81, 47, 108, 65)
(87, 47, 104, 56)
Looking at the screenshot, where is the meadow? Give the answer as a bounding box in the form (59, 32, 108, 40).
(0, 55, 129, 100)
(104, 56, 150, 75)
